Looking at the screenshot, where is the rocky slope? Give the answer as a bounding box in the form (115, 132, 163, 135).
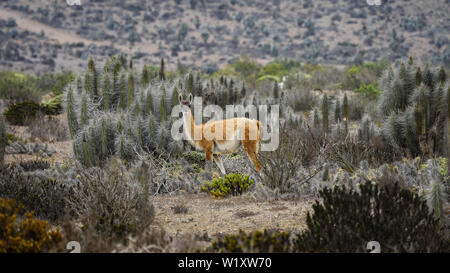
(0, 0, 449, 74)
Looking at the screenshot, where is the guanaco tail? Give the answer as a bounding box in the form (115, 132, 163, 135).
(179, 93, 263, 174)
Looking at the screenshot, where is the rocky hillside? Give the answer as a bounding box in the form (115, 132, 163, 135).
(0, 0, 449, 74)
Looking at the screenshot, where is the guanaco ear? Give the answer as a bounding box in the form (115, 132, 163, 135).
(178, 93, 183, 104)
(188, 93, 193, 104)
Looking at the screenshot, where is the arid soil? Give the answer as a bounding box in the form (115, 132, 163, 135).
(152, 193, 314, 239)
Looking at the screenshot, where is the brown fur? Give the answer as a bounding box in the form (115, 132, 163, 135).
(181, 97, 262, 174)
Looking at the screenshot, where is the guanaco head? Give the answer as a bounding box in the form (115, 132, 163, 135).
(178, 93, 193, 109)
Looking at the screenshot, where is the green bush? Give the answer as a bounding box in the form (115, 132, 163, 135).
(210, 229, 291, 253)
(341, 62, 387, 91)
(40, 94, 63, 115)
(202, 173, 254, 198)
(35, 72, 74, 96)
(4, 101, 41, 125)
(182, 151, 205, 166)
(355, 83, 380, 100)
(294, 182, 449, 253)
(0, 71, 41, 104)
(19, 160, 51, 172)
(0, 71, 73, 105)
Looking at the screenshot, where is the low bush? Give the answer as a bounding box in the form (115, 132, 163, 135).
(0, 71, 41, 105)
(294, 182, 449, 252)
(0, 198, 62, 253)
(202, 173, 253, 198)
(66, 161, 155, 240)
(355, 83, 380, 100)
(4, 101, 41, 125)
(28, 115, 68, 142)
(325, 137, 404, 173)
(257, 123, 327, 194)
(0, 165, 69, 221)
(19, 160, 51, 172)
(182, 151, 206, 167)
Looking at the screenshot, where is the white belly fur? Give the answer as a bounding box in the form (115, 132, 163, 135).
(214, 139, 241, 154)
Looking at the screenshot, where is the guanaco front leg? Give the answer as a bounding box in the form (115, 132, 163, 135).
(204, 142, 214, 172)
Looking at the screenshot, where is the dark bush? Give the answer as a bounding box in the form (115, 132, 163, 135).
(4, 101, 41, 125)
(0, 71, 41, 105)
(0, 165, 69, 221)
(294, 182, 450, 253)
(19, 160, 51, 172)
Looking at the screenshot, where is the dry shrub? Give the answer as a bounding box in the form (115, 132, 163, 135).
(326, 136, 404, 173)
(66, 160, 155, 243)
(0, 164, 68, 221)
(28, 115, 68, 142)
(257, 123, 327, 193)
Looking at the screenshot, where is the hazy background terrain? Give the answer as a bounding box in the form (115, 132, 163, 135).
(1, 0, 449, 75)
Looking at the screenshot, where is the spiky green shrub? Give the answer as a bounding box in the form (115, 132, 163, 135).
(321, 94, 329, 132)
(334, 98, 341, 122)
(331, 120, 345, 141)
(379, 59, 449, 157)
(427, 180, 446, 222)
(65, 87, 79, 138)
(343, 94, 348, 133)
(202, 173, 254, 199)
(65, 56, 184, 166)
(357, 114, 379, 142)
(0, 164, 69, 221)
(210, 229, 291, 253)
(294, 182, 449, 253)
(19, 160, 50, 172)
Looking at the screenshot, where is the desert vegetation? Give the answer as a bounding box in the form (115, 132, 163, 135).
(0, 52, 449, 253)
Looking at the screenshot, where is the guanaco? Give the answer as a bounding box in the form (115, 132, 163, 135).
(179, 93, 262, 174)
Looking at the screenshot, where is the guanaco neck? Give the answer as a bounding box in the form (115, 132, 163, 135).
(182, 107, 198, 142)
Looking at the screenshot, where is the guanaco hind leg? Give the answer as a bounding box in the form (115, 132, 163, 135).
(204, 141, 214, 171)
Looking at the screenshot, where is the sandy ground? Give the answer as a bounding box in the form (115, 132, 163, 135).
(4, 140, 73, 165)
(151, 193, 314, 239)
